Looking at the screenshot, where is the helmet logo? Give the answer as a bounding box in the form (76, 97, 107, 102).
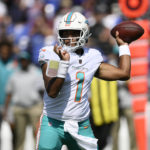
(65, 12, 73, 26)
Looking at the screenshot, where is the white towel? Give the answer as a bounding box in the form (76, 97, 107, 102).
(64, 120, 98, 150)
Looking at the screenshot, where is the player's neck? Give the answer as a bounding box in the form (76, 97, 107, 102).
(75, 48, 84, 56)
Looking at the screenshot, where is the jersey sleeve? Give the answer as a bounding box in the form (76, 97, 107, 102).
(91, 48, 103, 64)
(88, 48, 104, 74)
(38, 46, 57, 66)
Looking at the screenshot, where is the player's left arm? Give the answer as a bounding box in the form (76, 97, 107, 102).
(94, 31, 131, 81)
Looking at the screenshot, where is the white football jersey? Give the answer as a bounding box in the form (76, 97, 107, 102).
(38, 46, 103, 122)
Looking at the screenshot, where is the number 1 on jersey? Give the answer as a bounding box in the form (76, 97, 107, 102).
(75, 72, 85, 102)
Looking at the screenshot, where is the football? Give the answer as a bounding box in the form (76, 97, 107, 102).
(110, 21, 144, 44)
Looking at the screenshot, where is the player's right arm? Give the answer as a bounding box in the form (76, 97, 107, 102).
(41, 63, 65, 98)
(40, 45, 70, 98)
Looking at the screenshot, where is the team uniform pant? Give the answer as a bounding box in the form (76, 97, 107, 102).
(36, 115, 97, 150)
(13, 102, 43, 150)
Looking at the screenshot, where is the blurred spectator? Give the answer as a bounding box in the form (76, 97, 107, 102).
(28, 15, 56, 66)
(3, 51, 44, 150)
(28, 15, 46, 65)
(0, 40, 17, 148)
(111, 81, 137, 150)
(89, 4, 114, 56)
(0, 1, 7, 21)
(7, 0, 28, 23)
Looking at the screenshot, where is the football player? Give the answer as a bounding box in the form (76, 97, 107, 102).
(36, 12, 131, 150)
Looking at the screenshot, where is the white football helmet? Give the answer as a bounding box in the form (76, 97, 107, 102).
(57, 12, 91, 52)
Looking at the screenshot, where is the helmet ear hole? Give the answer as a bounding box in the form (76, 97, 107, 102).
(59, 30, 64, 38)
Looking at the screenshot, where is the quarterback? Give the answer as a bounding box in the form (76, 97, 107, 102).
(36, 12, 131, 150)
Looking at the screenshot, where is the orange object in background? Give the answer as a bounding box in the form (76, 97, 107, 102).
(134, 20, 150, 40)
(129, 19, 149, 58)
(130, 43, 149, 58)
(132, 96, 148, 113)
(128, 77, 148, 94)
(134, 116, 148, 150)
(118, 1, 150, 148)
(119, 0, 149, 18)
(128, 19, 149, 150)
(131, 59, 148, 76)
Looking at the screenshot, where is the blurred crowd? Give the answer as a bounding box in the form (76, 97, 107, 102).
(0, 0, 148, 64)
(0, 0, 125, 64)
(0, 0, 149, 150)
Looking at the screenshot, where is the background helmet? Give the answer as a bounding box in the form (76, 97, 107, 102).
(57, 12, 91, 52)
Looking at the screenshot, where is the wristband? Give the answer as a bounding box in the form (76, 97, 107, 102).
(57, 60, 69, 78)
(119, 45, 130, 57)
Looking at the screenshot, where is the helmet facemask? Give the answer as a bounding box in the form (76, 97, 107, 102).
(57, 29, 90, 53)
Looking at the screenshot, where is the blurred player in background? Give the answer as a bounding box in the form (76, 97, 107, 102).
(0, 40, 17, 149)
(3, 51, 44, 150)
(36, 11, 131, 150)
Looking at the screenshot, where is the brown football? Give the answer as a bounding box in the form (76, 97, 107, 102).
(111, 21, 144, 44)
